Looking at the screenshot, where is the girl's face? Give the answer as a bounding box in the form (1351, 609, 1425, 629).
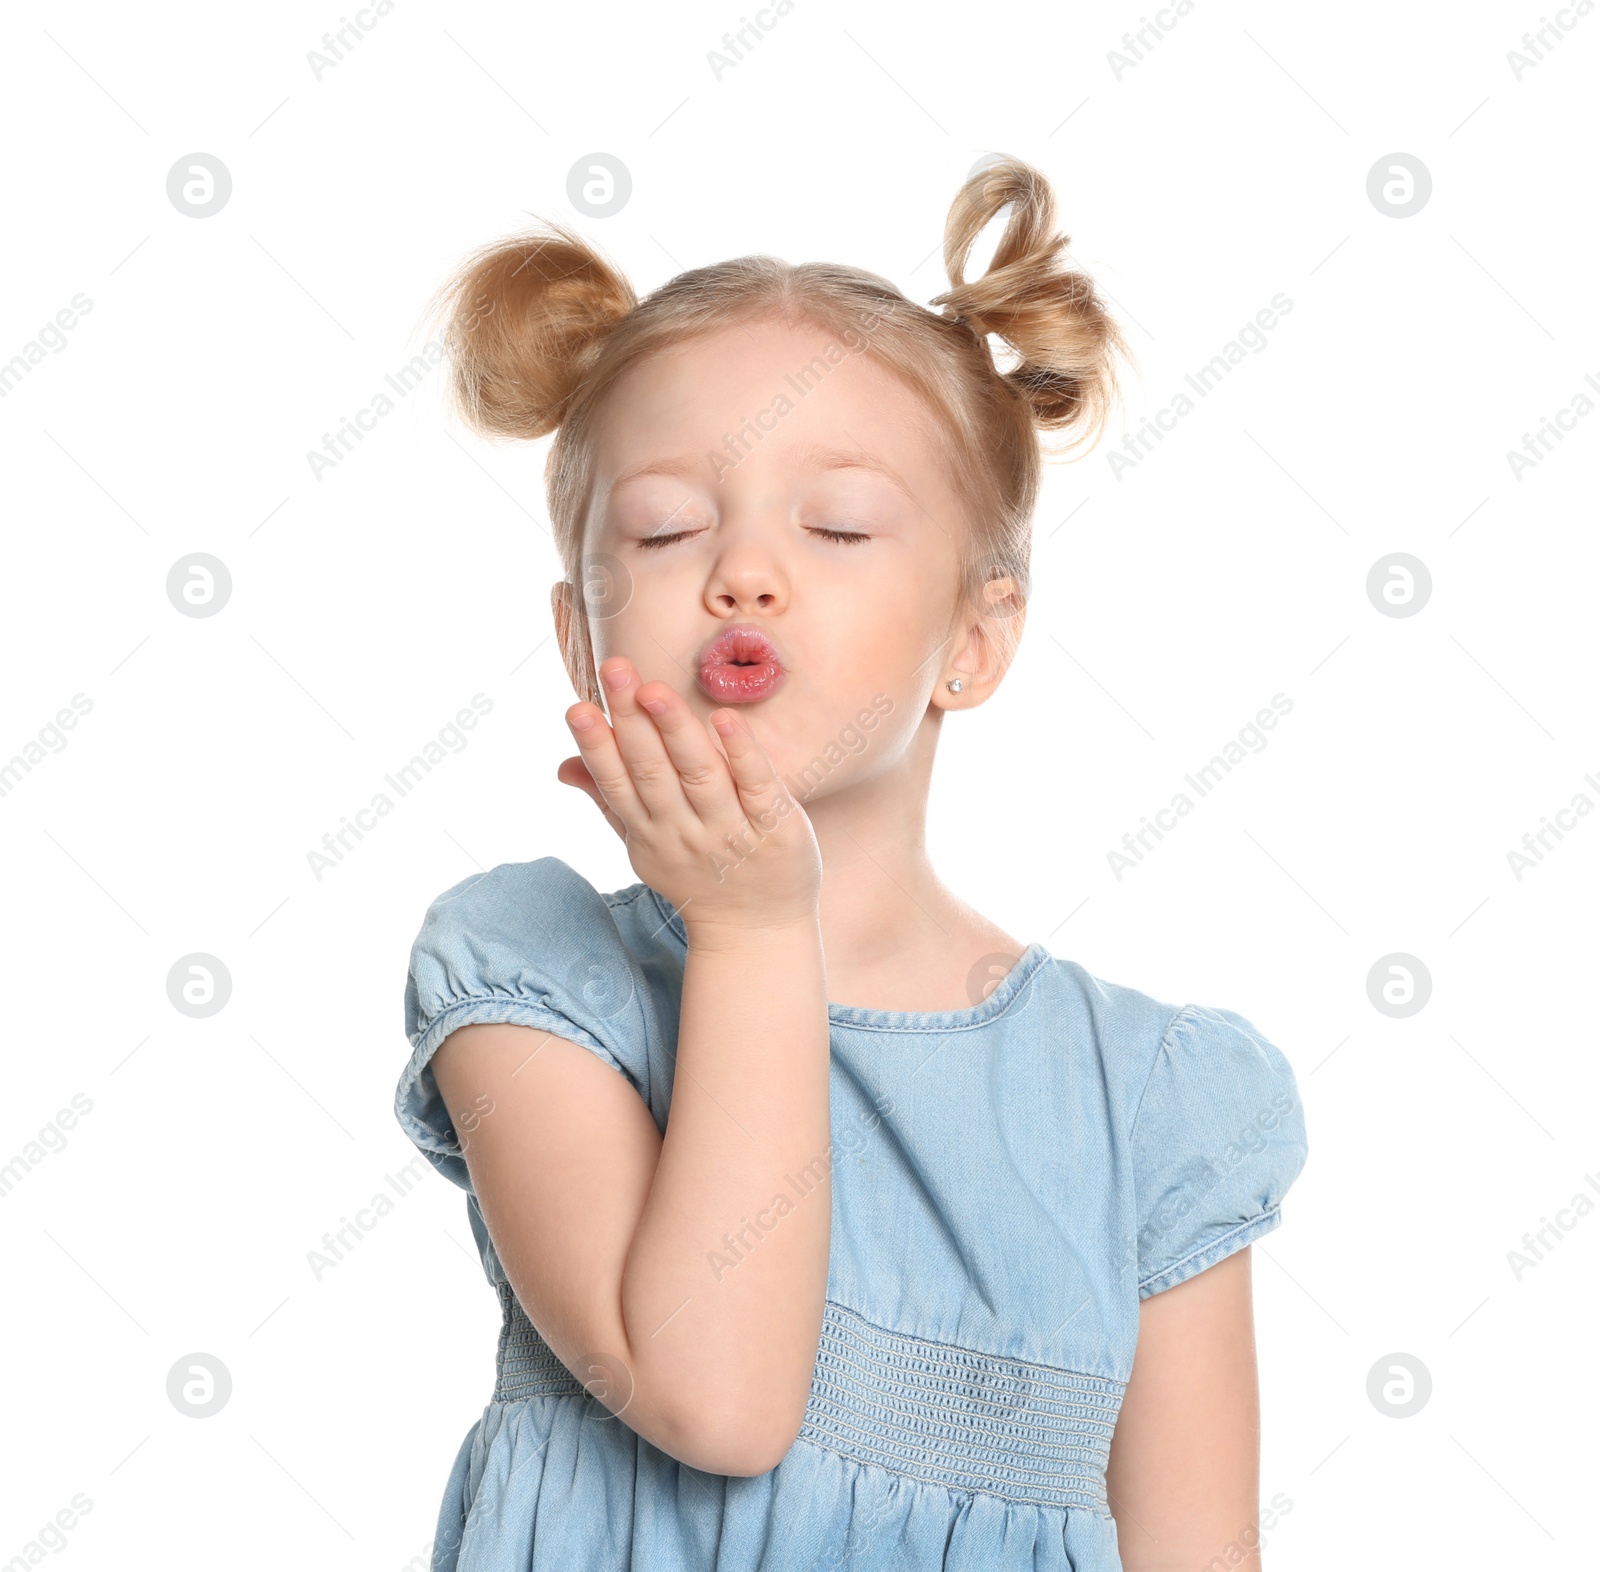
(568, 314, 995, 800)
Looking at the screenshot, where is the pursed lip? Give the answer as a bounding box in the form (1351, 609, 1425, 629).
(696, 623, 787, 704)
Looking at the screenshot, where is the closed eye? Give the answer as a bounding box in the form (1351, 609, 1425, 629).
(634, 526, 872, 549)
(635, 529, 702, 550)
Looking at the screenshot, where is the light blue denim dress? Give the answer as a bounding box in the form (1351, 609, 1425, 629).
(396, 858, 1308, 1572)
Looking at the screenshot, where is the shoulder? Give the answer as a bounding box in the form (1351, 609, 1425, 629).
(403, 856, 666, 1064)
(1033, 957, 1309, 1297)
(1119, 994, 1309, 1297)
(396, 858, 668, 1191)
(407, 856, 671, 979)
(410, 855, 614, 944)
(1031, 953, 1188, 1122)
(1131, 1000, 1304, 1148)
(1032, 955, 1302, 1144)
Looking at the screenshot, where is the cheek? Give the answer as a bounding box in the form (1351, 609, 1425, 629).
(797, 569, 949, 727)
(588, 598, 720, 706)
(588, 594, 676, 675)
(816, 564, 939, 655)
(832, 593, 945, 696)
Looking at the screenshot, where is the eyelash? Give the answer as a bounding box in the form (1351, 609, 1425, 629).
(634, 527, 872, 550)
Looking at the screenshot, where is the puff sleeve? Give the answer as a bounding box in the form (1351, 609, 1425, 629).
(395, 858, 647, 1194)
(1129, 1002, 1308, 1298)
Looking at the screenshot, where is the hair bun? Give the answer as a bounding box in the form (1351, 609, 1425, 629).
(930, 158, 1128, 451)
(424, 221, 636, 441)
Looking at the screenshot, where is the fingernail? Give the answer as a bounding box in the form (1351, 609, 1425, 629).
(569, 710, 595, 731)
(640, 698, 666, 715)
(712, 713, 736, 735)
(603, 664, 629, 689)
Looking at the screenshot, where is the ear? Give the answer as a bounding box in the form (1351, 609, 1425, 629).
(551, 580, 600, 703)
(932, 574, 1026, 711)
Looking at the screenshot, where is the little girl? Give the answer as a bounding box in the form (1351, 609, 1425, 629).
(395, 158, 1308, 1572)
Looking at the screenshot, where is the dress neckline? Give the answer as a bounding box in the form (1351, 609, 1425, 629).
(643, 885, 1050, 1033)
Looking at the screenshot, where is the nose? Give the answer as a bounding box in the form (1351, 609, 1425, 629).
(703, 518, 788, 619)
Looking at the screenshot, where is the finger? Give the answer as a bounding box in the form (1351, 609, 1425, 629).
(598, 656, 692, 820)
(635, 680, 740, 823)
(565, 702, 646, 826)
(708, 709, 798, 824)
(557, 756, 628, 841)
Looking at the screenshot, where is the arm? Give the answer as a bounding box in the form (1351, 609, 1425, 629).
(431, 654, 829, 1478)
(1105, 1247, 1265, 1571)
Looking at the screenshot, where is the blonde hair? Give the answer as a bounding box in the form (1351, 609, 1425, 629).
(424, 157, 1129, 693)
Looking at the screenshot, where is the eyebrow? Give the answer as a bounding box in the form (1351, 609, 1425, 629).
(607, 442, 916, 501)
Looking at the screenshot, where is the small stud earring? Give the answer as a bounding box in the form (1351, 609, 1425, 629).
(946, 678, 964, 693)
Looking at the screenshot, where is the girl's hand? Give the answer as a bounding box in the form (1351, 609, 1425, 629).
(560, 655, 821, 937)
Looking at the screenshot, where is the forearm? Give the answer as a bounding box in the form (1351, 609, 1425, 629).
(619, 917, 832, 1471)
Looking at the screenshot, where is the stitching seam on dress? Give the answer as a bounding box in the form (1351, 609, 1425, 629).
(793, 1433, 1115, 1517)
(1126, 1001, 1194, 1145)
(416, 996, 622, 1068)
(1136, 1207, 1280, 1294)
(821, 1297, 1117, 1384)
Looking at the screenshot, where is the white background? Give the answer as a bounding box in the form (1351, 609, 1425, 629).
(2, 0, 1596, 1567)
